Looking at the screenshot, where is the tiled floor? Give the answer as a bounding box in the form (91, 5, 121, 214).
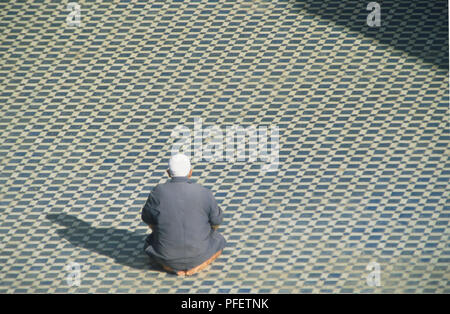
(0, 0, 448, 293)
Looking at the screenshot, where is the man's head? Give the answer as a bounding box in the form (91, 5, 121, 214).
(168, 153, 192, 178)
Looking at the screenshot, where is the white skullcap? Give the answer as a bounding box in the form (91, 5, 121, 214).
(169, 153, 191, 177)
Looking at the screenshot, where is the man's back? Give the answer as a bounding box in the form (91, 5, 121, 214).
(142, 176, 226, 271)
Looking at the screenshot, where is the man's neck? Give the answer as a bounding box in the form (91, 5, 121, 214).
(171, 176, 189, 182)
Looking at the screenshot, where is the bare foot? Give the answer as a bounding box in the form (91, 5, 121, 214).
(163, 265, 186, 276)
(176, 270, 186, 276)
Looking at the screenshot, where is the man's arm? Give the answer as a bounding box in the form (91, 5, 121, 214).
(141, 187, 160, 228)
(207, 190, 223, 228)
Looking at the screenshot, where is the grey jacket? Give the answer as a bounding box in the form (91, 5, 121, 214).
(141, 176, 226, 271)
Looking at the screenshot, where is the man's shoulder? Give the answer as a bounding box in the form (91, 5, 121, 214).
(183, 179, 213, 196)
(186, 179, 210, 191)
(152, 181, 168, 193)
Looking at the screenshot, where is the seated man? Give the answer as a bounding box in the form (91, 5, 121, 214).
(141, 153, 226, 276)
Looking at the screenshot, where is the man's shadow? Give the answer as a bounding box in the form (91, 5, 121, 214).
(46, 213, 167, 273)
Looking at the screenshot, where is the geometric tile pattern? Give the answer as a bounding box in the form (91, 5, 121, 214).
(0, 0, 448, 293)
